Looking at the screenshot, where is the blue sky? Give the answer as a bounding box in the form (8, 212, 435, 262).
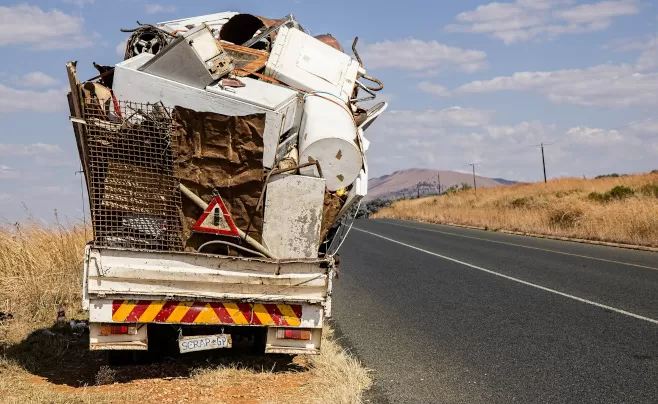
(1, 0, 657, 221)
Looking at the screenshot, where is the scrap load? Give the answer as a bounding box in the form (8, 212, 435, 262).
(66, 12, 386, 260)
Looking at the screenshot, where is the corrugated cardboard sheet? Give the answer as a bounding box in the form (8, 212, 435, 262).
(173, 107, 266, 250)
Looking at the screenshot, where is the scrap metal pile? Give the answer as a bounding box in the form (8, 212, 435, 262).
(67, 12, 386, 260)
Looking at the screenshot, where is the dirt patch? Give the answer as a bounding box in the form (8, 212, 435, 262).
(1, 324, 368, 404)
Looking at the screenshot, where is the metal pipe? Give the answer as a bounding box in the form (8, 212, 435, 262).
(179, 183, 277, 259)
(197, 240, 266, 258)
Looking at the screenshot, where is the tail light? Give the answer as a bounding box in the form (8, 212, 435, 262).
(100, 324, 137, 336)
(276, 328, 312, 340)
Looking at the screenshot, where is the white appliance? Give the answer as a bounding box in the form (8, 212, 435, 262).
(265, 25, 361, 102)
(298, 94, 362, 192)
(113, 53, 302, 168)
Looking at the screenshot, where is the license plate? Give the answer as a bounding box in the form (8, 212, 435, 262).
(178, 334, 232, 353)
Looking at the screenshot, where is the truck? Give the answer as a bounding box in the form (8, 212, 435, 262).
(66, 11, 385, 361)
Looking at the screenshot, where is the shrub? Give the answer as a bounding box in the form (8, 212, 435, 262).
(555, 190, 578, 198)
(588, 192, 608, 202)
(607, 185, 634, 200)
(639, 183, 658, 198)
(595, 173, 620, 179)
(588, 186, 634, 203)
(459, 183, 472, 192)
(510, 197, 532, 208)
(548, 206, 584, 228)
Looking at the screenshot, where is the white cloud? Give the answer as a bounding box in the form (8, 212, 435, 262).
(0, 4, 93, 50)
(566, 126, 624, 145)
(418, 82, 451, 97)
(0, 144, 65, 156)
(0, 165, 18, 180)
(0, 84, 66, 112)
(145, 4, 177, 14)
(62, 0, 95, 6)
(447, 30, 658, 108)
(383, 107, 494, 135)
(446, 0, 639, 44)
(359, 39, 488, 74)
(366, 107, 657, 180)
(116, 40, 127, 57)
(453, 59, 658, 108)
(11, 72, 59, 88)
(604, 35, 658, 71)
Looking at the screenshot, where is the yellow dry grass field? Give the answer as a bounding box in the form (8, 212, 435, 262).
(374, 172, 658, 247)
(0, 222, 370, 404)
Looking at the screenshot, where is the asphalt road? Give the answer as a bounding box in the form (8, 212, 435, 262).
(332, 219, 658, 404)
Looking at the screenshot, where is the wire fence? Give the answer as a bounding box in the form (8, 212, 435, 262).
(83, 99, 183, 251)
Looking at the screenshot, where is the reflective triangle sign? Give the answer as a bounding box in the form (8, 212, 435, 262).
(192, 195, 240, 237)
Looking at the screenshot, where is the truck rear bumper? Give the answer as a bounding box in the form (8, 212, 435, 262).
(88, 299, 323, 354)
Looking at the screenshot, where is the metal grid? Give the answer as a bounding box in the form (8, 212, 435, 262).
(83, 99, 183, 251)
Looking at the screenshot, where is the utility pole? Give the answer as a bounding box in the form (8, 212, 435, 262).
(531, 142, 553, 183)
(437, 172, 441, 195)
(468, 163, 477, 193)
(540, 143, 547, 183)
(417, 184, 420, 199)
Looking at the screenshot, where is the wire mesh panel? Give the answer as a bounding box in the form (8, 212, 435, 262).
(83, 99, 183, 251)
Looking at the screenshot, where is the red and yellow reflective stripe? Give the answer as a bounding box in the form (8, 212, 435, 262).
(111, 300, 303, 326)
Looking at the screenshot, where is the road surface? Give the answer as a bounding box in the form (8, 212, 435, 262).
(332, 219, 658, 404)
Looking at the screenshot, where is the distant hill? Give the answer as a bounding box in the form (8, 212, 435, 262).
(492, 178, 518, 186)
(366, 168, 516, 201)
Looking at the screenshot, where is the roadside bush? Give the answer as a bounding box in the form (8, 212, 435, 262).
(639, 183, 658, 198)
(548, 206, 584, 228)
(588, 186, 635, 203)
(555, 189, 578, 198)
(509, 197, 532, 209)
(608, 185, 634, 200)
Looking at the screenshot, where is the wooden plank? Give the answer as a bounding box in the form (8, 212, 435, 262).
(221, 42, 269, 77)
(66, 61, 92, 191)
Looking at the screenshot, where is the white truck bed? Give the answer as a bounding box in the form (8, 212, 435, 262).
(83, 246, 334, 354)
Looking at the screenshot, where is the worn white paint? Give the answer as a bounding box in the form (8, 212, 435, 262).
(84, 246, 331, 303)
(113, 53, 300, 168)
(262, 175, 325, 259)
(156, 12, 238, 34)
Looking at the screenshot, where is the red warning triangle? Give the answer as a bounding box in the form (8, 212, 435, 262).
(192, 195, 240, 237)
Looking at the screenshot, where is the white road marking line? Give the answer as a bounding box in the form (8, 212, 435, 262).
(354, 227, 658, 325)
(380, 220, 658, 271)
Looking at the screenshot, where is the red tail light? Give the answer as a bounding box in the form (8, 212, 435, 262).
(100, 324, 137, 336)
(276, 328, 312, 340)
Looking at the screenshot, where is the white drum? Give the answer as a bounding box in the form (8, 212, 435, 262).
(299, 94, 363, 191)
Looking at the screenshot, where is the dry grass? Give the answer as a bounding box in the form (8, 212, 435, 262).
(0, 221, 371, 403)
(0, 219, 88, 345)
(374, 172, 658, 247)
